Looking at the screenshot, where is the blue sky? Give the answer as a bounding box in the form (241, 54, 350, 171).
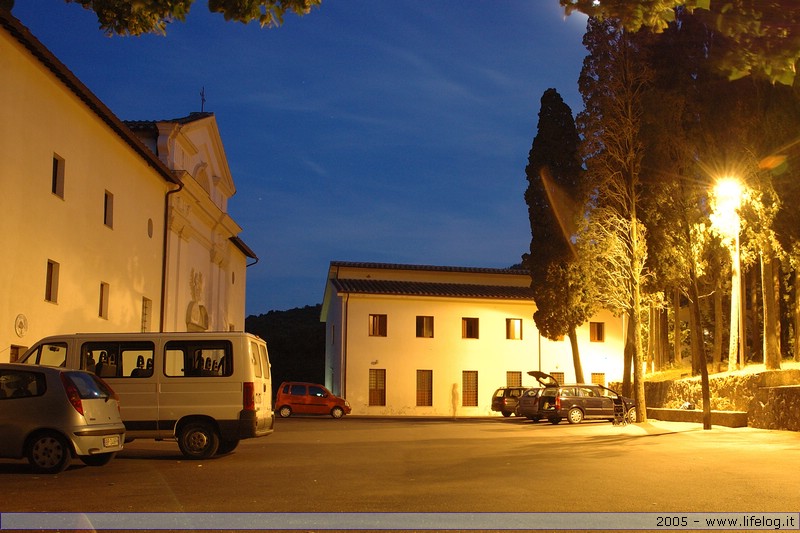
(13, 1, 588, 315)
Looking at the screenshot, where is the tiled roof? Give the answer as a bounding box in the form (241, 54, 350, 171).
(330, 261, 527, 275)
(330, 278, 534, 300)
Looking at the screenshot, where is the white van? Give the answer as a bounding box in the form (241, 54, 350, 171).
(20, 332, 274, 459)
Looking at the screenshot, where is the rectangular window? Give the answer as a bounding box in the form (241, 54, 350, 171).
(164, 340, 233, 377)
(416, 369, 433, 406)
(551, 372, 565, 385)
(591, 372, 606, 386)
(590, 322, 605, 342)
(104, 190, 114, 228)
(98, 282, 110, 319)
(506, 371, 522, 387)
(81, 341, 156, 378)
(462, 370, 478, 406)
(25, 342, 68, 367)
(506, 318, 523, 340)
(51, 154, 65, 198)
(45, 260, 59, 303)
(369, 368, 386, 406)
(416, 316, 434, 338)
(141, 297, 152, 332)
(462, 317, 479, 339)
(369, 314, 387, 337)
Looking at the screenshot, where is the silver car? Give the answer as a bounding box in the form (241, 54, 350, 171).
(0, 363, 125, 473)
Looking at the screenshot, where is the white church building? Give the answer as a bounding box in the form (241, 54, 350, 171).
(0, 10, 256, 362)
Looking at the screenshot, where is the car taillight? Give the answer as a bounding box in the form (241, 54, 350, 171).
(243, 382, 255, 411)
(555, 396, 562, 411)
(60, 373, 84, 416)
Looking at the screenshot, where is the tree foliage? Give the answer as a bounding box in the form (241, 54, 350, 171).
(64, 0, 321, 36)
(559, 0, 800, 85)
(523, 89, 594, 383)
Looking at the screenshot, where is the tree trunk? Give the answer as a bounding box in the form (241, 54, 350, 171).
(713, 284, 723, 372)
(762, 252, 781, 370)
(647, 303, 655, 373)
(689, 267, 711, 429)
(660, 308, 669, 371)
(750, 266, 760, 363)
(673, 287, 682, 364)
(567, 326, 584, 383)
(622, 315, 634, 398)
(795, 269, 800, 362)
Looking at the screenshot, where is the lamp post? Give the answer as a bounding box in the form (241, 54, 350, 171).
(711, 178, 743, 371)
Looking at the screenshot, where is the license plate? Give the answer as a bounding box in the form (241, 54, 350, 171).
(103, 436, 120, 448)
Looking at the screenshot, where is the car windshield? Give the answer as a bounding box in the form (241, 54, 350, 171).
(65, 371, 112, 399)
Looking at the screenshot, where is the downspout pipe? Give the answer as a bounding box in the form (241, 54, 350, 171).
(160, 180, 183, 332)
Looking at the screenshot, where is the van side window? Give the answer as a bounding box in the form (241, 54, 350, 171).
(164, 341, 232, 377)
(23, 342, 68, 367)
(308, 386, 327, 397)
(250, 341, 262, 378)
(290, 385, 306, 396)
(82, 342, 155, 378)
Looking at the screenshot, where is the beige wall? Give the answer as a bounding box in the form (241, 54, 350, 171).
(323, 266, 626, 416)
(0, 27, 168, 361)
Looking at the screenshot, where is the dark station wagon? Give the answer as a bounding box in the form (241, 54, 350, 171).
(525, 371, 636, 424)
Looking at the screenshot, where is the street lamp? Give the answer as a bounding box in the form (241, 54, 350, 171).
(711, 177, 743, 371)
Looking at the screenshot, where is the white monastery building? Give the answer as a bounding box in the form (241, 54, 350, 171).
(321, 262, 625, 416)
(0, 10, 256, 362)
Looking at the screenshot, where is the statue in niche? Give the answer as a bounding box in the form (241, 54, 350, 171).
(186, 269, 208, 331)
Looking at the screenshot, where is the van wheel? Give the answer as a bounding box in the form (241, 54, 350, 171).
(331, 406, 345, 419)
(216, 439, 240, 455)
(79, 452, 115, 467)
(626, 407, 637, 423)
(27, 431, 71, 474)
(178, 421, 219, 459)
(278, 406, 292, 418)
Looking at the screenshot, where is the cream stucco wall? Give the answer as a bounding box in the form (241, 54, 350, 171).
(323, 264, 626, 417)
(0, 24, 168, 361)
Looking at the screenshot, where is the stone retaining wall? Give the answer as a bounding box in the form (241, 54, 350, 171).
(643, 369, 800, 431)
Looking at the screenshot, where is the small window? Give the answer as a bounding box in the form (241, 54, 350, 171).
(82, 342, 155, 378)
(462, 370, 478, 406)
(0, 369, 46, 399)
(369, 368, 386, 406)
(416, 316, 434, 338)
(45, 260, 59, 303)
(23, 342, 68, 367)
(309, 385, 327, 397)
(462, 317, 479, 339)
(591, 372, 606, 386)
(290, 384, 307, 396)
(51, 154, 65, 198)
(590, 322, 605, 342)
(506, 318, 522, 340)
(369, 314, 387, 337)
(551, 372, 565, 385)
(99, 282, 110, 319)
(416, 369, 433, 406)
(104, 190, 114, 228)
(164, 340, 232, 377)
(506, 371, 522, 387)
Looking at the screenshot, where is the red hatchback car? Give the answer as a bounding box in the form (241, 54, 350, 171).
(275, 382, 351, 419)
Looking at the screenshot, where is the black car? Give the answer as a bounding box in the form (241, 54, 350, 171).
(516, 388, 544, 420)
(490, 386, 528, 417)
(526, 371, 636, 424)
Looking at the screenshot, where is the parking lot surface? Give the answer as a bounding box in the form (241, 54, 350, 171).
(1, 417, 798, 514)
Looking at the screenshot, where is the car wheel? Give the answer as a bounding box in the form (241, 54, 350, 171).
(216, 439, 240, 455)
(177, 421, 219, 459)
(331, 406, 345, 419)
(567, 408, 584, 424)
(548, 417, 561, 425)
(79, 452, 115, 467)
(626, 407, 637, 423)
(27, 431, 71, 474)
(501, 411, 511, 417)
(278, 406, 292, 418)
